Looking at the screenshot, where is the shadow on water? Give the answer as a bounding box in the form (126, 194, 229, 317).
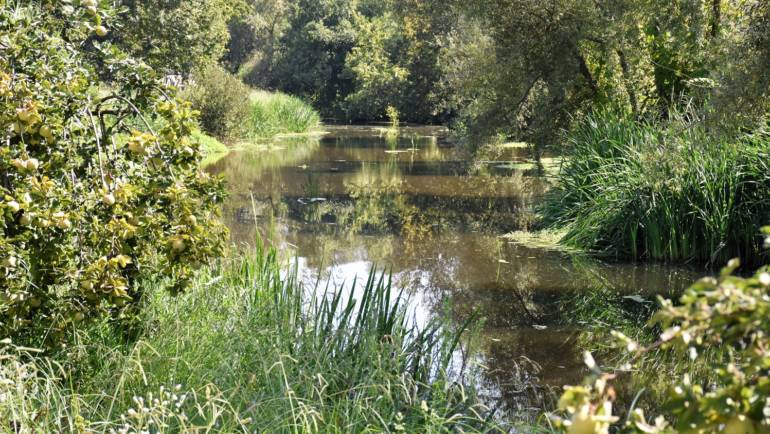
(207, 125, 700, 420)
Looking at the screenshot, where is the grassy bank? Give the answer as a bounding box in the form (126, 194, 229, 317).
(542, 108, 770, 266)
(192, 130, 230, 165)
(2, 243, 495, 432)
(184, 65, 320, 145)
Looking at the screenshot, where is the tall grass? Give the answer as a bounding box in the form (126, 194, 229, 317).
(543, 107, 770, 266)
(249, 91, 320, 138)
(0, 242, 495, 432)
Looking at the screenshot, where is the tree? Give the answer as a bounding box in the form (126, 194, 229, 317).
(117, 0, 246, 76)
(268, 0, 358, 114)
(227, 0, 291, 82)
(0, 0, 227, 342)
(445, 0, 769, 149)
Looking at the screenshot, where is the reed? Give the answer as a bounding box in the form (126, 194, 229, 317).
(0, 242, 495, 432)
(543, 107, 770, 266)
(249, 91, 321, 137)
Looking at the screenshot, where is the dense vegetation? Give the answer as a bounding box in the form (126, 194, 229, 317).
(4, 0, 770, 433)
(543, 108, 770, 266)
(0, 0, 227, 342)
(1, 244, 494, 432)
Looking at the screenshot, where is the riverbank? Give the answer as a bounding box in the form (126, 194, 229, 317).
(3, 243, 497, 432)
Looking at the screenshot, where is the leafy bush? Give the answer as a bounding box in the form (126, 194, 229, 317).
(0, 1, 227, 341)
(553, 244, 770, 433)
(543, 108, 770, 266)
(183, 64, 253, 140)
(248, 90, 320, 137)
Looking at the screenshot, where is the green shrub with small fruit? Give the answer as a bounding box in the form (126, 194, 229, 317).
(553, 227, 770, 434)
(0, 0, 227, 343)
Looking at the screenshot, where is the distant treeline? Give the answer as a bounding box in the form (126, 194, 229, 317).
(112, 1, 768, 146)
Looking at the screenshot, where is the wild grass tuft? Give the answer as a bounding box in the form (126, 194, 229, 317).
(543, 107, 770, 266)
(1, 243, 495, 432)
(249, 91, 320, 138)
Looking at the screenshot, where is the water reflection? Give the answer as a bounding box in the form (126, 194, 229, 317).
(208, 125, 699, 418)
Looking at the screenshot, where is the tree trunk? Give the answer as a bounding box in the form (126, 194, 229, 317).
(710, 0, 721, 38)
(617, 49, 639, 115)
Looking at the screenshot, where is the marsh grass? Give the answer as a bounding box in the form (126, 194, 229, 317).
(249, 91, 320, 138)
(1, 241, 495, 432)
(543, 107, 770, 266)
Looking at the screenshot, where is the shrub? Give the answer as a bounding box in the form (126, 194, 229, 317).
(553, 247, 770, 433)
(543, 107, 770, 266)
(183, 64, 252, 140)
(0, 2, 227, 342)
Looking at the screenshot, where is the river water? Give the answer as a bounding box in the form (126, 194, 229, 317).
(207, 125, 699, 418)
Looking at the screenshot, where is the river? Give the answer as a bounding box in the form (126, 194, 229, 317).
(207, 124, 699, 419)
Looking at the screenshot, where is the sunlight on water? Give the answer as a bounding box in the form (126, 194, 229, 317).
(208, 124, 700, 418)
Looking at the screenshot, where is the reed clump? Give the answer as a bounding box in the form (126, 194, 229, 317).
(1, 243, 495, 432)
(249, 90, 321, 137)
(543, 107, 770, 266)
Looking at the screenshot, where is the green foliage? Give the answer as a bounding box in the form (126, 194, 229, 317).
(553, 253, 770, 433)
(0, 1, 227, 341)
(543, 107, 770, 266)
(445, 0, 770, 148)
(238, 0, 452, 123)
(248, 90, 320, 137)
(341, 11, 409, 121)
(118, 0, 246, 75)
(0, 246, 496, 432)
(183, 64, 252, 140)
(228, 0, 290, 79)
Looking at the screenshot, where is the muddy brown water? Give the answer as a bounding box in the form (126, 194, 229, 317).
(207, 125, 700, 418)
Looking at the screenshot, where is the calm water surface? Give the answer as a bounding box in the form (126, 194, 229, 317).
(207, 125, 699, 417)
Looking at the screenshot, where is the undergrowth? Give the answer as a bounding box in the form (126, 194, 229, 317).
(0, 242, 496, 433)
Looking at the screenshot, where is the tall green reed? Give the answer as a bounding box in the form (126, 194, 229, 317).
(249, 91, 320, 137)
(0, 240, 495, 432)
(543, 107, 770, 266)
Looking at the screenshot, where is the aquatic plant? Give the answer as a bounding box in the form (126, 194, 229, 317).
(543, 107, 770, 266)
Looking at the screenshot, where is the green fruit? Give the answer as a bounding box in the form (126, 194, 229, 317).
(127, 141, 145, 154)
(39, 125, 53, 140)
(19, 213, 32, 226)
(95, 25, 108, 37)
(725, 416, 757, 434)
(17, 108, 31, 122)
(56, 218, 72, 229)
(171, 238, 186, 252)
(2, 256, 17, 268)
(102, 193, 116, 205)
